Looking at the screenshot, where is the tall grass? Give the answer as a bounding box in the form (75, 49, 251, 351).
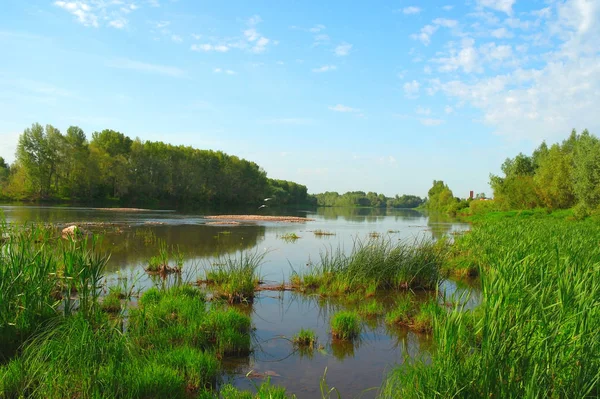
(380, 218, 600, 398)
(201, 251, 266, 303)
(0, 222, 109, 358)
(291, 238, 444, 295)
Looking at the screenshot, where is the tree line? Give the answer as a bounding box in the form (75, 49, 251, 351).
(490, 129, 599, 216)
(425, 128, 600, 217)
(312, 191, 424, 208)
(0, 123, 312, 209)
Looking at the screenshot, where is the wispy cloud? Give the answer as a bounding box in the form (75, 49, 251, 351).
(420, 118, 444, 126)
(213, 68, 236, 75)
(329, 104, 360, 113)
(334, 42, 352, 56)
(404, 80, 420, 97)
(54, 0, 137, 29)
(259, 118, 314, 125)
(191, 43, 229, 52)
(476, 0, 515, 15)
(411, 18, 459, 45)
(416, 106, 431, 115)
(309, 24, 326, 33)
(312, 65, 337, 73)
(402, 6, 422, 15)
(106, 58, 185, 77)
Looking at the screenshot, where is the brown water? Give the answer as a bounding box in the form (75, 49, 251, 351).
(0, 205, 479, 397)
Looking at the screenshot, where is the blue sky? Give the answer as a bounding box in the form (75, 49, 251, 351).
(0, 0, 598, 197)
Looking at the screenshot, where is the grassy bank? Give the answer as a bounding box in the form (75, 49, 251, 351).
(380, 217, 600, 398)
(0, 223, 303, 398)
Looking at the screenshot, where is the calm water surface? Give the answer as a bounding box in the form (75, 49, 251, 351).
(1, 205, 478, 398)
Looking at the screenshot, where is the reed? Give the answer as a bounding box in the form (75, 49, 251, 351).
(380, 218, 600, 398)
(330, 311, 361, 340)
(291, 238, 444, 296)
(201, 250, 265, 303)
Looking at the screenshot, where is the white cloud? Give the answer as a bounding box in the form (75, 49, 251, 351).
(313, 33, 330, 46)
(54, 0, 136, 29)
(442, 5, 454, 11)
(334, 42, 352, 56)
(309, 24, 326, 33)
(54, 1, 99, 27)
(433, 38, 481, 73)
(108, 19, 126, 29)
(312, 65, 337, 73)
(433, 18, 458, 28)
(445, 105, 454, 114)
(416, 106, 431, 115)
(491, 27, 513, 38)
(411, 18, 458, 45)
(191, 44, 229, 52)
(329, 104, 360, 113)
(420, 118, 444, 126)
(171, 35, 183, 43)
(214, 68, 236, 75)
(404, 80, 420, 97)
(476, 0, 516, 15)
(106, 58, 185, 78)
(260, 118, 314, 125)
(424, 65, 432, 74)
(402, 6, 422, 15)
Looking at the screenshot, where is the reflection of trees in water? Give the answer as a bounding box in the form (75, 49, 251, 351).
(426, 212, 461, 240)
(384, 324, 434, 358)
(103, 224, 266, 272)
(315, 207, 426, 223)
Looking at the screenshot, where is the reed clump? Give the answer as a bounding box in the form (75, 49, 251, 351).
(291, 238, 444, 296)
(330, 311, 361, 340)
(380, 218, 600, 398)
(385, 297, 443, 333)
(292, 328, 317, 348)
(145, 240, 183, 274)
(200, 251, 265, 303)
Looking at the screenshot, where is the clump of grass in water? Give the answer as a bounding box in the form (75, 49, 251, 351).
(145, 240, 183, 274)
(380, 218, 600, 398)
(358, 301, 385, 318)
(292, 328, 317, 348)
(100, 290, 122, 314)
(279, 232, 301, 242)
(291, 237, 443, 296)
(385, 297, 443, 333)
(330, 311, 361, 340)
(313, 229, 336, 236)
(200, 250, 265, 303)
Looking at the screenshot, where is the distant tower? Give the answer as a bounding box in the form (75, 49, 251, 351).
(469, 190, 474, 199)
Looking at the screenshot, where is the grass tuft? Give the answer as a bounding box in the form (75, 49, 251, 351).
(330, 311, 361, 340)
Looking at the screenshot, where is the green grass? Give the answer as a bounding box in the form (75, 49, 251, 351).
(313, 229, 335, 236)
(292, 328, 317, 348)
(201, 251, 265, 303)
(129, 285, 252, 356)
(279, 232, 301, 242)
(330, 311, 361, 340)
(380, 218, 600, 398)
(145, 240, 183, 274)
(291, 238, 444, 296)
(100, 291, 122, 313)
(385, 297, 443, 333)
(358, 301, 385, 318)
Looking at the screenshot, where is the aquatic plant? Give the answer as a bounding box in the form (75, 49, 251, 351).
(145, 240, 183, 274)
(380, 218, 600, 398)
(358, 301, 385, 318)
(279, 232, 301, 242)
(330, 311, 361, 340)
(201, 250, 265, 303)
(385, 297, 443, 333)
(313, 229, 336, 236)
(291, 238, 443, 296)
(292, 328, 317, 348)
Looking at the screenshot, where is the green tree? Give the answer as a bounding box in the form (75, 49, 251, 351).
(573, 130, 600, 210)
(534, 144, 575, 210)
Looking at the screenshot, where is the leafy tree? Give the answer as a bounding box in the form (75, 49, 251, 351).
(534, 144, 575, 210)
(573, 130, 600, 210)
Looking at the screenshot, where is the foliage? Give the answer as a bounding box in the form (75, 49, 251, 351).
(201, 251, 265, 303)
(380, 218, 600, 398)
(425, 180, 464, 215)
(292, 328, 317, 348)
(330, 311, 361, 340)
(291, 238, 443, 295)
(1, 122, 312, 209)
(313, 191, 424, 208)
(490, 128, 600, 213)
